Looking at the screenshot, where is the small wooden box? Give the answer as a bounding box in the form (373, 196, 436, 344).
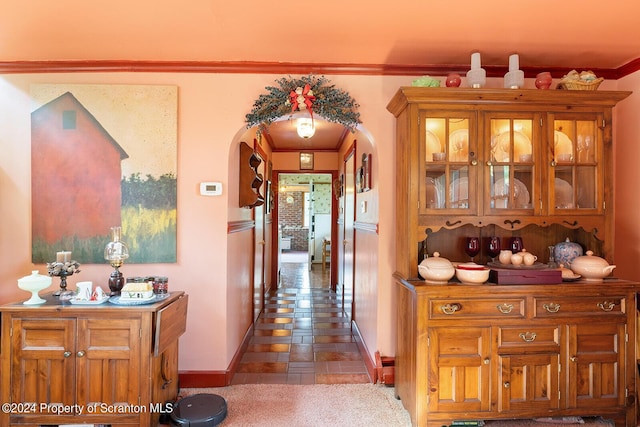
(489, 268, 562, 285)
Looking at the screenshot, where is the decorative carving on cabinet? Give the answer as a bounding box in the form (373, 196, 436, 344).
(239, 141, 264, 208)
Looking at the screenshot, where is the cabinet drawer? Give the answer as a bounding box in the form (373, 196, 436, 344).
(430, 298, 525, 319)
(534, 296, 625, 318)
(498, 326, 560, 353)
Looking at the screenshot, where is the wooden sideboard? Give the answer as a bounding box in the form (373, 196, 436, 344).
(0, 291, 188, 426)
(395, 276, 639, 427)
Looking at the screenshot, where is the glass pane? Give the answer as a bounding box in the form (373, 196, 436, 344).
(554, 166, 575, 209)
(490, 165, 509, 209)
(425, 118, 445, 163)
(425, 117, 470, 163)
(426, 165, 446, 209)
(575, 166, 596, 209)
(514, 167, 533, 209)
(448, 118, 469, 162)
(489, 166, 532, 209)
(447, 166, 469, 209)
(490, 119, 532, 163)
(554, 120, 576, 163)
(576, 121, 596, 163)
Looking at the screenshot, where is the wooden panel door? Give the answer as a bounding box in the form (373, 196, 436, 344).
(10, 318, 76, 412)
(498, 353, 560, 413)
(76, 317, 142, 411)
(428, 326, 491, 413)
(566, 323, 626, 410)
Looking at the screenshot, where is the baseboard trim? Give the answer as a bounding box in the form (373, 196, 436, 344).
(351, 319, 377, 383)
(179, 322, 255, 388)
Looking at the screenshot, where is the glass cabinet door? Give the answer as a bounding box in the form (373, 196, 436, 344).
(420, 112, 477, 215)
(549, 114, 603, 214)
(484, 115, 537, 213)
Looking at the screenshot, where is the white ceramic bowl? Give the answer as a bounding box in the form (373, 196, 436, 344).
(455, 267, 490, 285)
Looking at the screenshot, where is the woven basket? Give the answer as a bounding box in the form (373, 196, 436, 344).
(557, 77, 603, 91)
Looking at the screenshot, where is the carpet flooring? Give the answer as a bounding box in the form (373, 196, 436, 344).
(169, 384, 618, 427)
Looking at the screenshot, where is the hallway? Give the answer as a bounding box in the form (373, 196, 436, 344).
(231, 253, 370, 385)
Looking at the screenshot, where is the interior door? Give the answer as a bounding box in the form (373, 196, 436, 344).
(307, 181, 315, 270)
(342, 147, 356, 319)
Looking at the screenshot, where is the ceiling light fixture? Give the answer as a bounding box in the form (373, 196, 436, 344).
(296, 118, 315, 139)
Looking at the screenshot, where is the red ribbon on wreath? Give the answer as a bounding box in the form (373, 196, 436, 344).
(289, 84, 316, 122)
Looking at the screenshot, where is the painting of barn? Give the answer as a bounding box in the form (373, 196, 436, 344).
(31, 85, 178, 264)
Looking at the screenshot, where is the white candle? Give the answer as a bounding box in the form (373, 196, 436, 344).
(509, 54, 519, 72)
(56, 251, 71, 263)
(471, 52, 481, 70)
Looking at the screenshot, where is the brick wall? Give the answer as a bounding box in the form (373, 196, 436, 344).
(279, 191, 308, 251)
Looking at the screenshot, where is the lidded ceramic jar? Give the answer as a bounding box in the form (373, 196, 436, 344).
(570, 251, 616, 282)
(553, 238, 583, 268)
(418, 252, 455, 284)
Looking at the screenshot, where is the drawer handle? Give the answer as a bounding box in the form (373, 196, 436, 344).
(543, 303, 561, 313)
(598, 301, 615, 312)
(77, 350, 86, 358)
(63, 351, 72, 358)
(497, 303, 514, 314)
(519, 332, 537, 342)
(440, 303, 461, 315)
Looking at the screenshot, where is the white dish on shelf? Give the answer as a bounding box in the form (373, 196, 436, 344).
(554, 178, 574, 208)
(448, 129, 469, 162)
(425, 130, 442, 161)
(554, 130, 573, 156)
(493, 178, 530, 208)
(449, 177, 468, 208)
(426, 177, 444, 208)
(492, 131, 532, 162)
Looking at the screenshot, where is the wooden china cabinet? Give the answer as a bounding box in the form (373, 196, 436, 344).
(387, 87, 638, 426)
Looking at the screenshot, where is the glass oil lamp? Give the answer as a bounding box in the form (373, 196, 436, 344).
(104, 226, 129, 295)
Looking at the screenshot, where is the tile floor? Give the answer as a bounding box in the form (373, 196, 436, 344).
(230, 253, 371, 385)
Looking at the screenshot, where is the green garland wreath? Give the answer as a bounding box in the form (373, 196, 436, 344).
(245, 75, 361, 133)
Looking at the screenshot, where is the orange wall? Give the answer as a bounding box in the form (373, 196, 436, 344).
(1, 71, 638, 374)
(0, 72, 408, 372)
(614, 73, 640, 281)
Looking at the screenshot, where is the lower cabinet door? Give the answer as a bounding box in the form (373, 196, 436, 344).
(10, 318, 76, 412)
(566, 323, 626, 410)
(427, 326, 491, 413)
(76, 316, 142, 412)
(498, 353, 560, 412)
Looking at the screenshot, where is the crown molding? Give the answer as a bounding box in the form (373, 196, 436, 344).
(0, 59, 638, 79)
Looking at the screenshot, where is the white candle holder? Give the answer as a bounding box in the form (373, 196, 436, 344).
(467, 52, 486, 88)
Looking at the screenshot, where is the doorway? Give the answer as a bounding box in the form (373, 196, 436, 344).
(276, 173, 333, 274)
